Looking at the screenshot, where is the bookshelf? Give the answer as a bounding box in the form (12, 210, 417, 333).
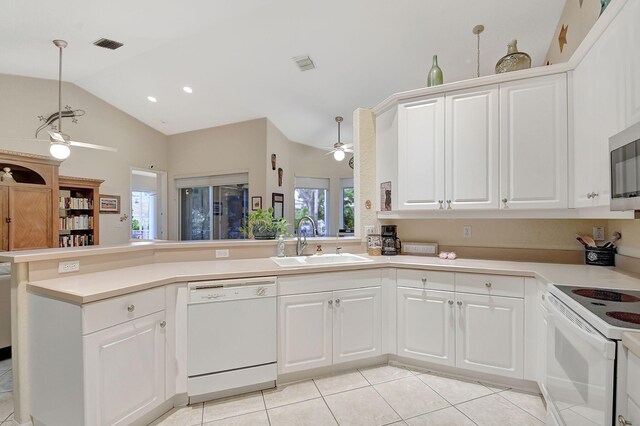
(58, 176, 104, 247)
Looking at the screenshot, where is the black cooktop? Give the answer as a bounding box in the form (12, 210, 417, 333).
(556, 285, 640, 329)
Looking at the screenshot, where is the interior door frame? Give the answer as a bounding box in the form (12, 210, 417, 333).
(129, 167, 168, 241)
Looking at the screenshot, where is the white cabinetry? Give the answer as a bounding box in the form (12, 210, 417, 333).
(618, 346, 640, 426)
(84, 311, 166, 426)
(396, 271, 525, 380)
(500, 74, 568, 209)
(278, 272, 383, 375)
(455, 292, 524, 379)
(446, 86, 500, 210)
(397, 95, 445, 209)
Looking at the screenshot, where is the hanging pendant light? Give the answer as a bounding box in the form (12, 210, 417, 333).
(325, 116, 353, 162)
(50, 40, 71, 159)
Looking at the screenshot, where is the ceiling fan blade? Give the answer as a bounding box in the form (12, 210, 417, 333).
(69, 140, 118, 152)
(325, 150, 337, 155)
(341, 143, 354, 149)
(344, 148, 354, 153)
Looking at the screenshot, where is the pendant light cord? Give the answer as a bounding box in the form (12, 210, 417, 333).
(58, 44, 63, 133)
(476, 33, 480, 78)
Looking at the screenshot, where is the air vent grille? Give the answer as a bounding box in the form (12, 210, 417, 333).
(93, 38, 124, 50)
(292, 55, 315, 71)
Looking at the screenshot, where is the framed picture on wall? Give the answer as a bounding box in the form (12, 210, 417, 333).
(99, 194, 120, 214)
(251, 196, 262, 211)
(272, 193, 284, 219)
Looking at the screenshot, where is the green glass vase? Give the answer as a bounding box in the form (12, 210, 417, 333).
(427, 55, 443, 87)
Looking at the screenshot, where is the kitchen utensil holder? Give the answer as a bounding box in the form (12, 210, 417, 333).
(585, 246, 616, 266)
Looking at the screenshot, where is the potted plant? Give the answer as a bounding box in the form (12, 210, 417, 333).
(241, 207, 288, 240)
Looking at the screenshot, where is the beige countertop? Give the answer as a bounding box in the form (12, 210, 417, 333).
(25, 254, 640, 304)
(623, 332, 640, 358)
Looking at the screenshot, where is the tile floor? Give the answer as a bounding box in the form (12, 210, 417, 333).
(150, 364, 549, 426)
(0, 358, 16, 426)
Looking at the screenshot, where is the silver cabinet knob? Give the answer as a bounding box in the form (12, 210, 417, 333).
(421, 277, 427, 285)
(335, 299, 341, 305)
(438, 200, 444, 210)
(446, 200, 452, 210)
(160, 321, 166, 328)
(502, 198, 508, 204)
(127, 304, 135, 312)
(448, 300, 454, 305)
(457, 301, 462, 306)
(328, 300, 333, 306)
(485, 282, 492, 288)
(592, 192, 599, 198)
(587, 192, 593, 199)
(618, 415, 632, 426)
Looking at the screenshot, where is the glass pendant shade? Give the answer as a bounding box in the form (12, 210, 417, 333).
(333, 149, 345, 161)
(50, 142, 70, 159)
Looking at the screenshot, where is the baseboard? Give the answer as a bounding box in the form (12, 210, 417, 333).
(0, 346, 10, 361)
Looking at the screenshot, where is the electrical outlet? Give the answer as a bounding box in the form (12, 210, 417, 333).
(364, 226, 375, 236)
(463, 225, 472, 238)
(58, 260, 80, 273)
(215, 249, 229, 258)
(593, 226, 605, 241)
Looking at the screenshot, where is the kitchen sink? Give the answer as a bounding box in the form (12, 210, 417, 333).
(270, 253, 372, 267)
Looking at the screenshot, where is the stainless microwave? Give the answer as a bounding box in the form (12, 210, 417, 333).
(610, 120, 640, 211)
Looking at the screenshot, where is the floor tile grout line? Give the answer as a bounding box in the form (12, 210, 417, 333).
(494, 392, 546, 424)
(368, 380, 405, 422)
(451, 405, 481, 426)
(312, 379, 340, 426)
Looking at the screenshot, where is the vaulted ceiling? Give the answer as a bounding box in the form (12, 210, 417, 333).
(0, 0, 564, 148)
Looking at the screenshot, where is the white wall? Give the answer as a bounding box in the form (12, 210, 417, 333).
(0, 74, 169, 245)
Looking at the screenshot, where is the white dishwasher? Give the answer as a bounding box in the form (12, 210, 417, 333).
(187, 277, 277, 402)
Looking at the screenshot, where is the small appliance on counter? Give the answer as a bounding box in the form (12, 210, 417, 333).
(381, 225, 401, 256)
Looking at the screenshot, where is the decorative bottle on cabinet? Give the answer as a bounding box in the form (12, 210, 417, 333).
(495, 39, 531, 73)
(427, 55, 443, 87)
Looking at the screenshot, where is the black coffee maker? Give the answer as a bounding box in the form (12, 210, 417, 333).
(381, 225, 401, 255)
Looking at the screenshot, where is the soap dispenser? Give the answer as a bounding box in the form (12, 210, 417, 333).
(276, 234, 285, 257)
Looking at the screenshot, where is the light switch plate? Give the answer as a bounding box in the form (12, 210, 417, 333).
(58, 260, 80, 273)
(216, 249, 229, 258)
(364, 226, 375, 236)
(593, 226, 605, 241)
(463, 225, 472, 238)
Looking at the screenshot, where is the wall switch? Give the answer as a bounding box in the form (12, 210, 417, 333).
(593, 226, 605, 241)
(58, 260, 80, 273)
(215, 249, 229, 258)
(463, 225, 472, 238)
(364, 226, 375, 236)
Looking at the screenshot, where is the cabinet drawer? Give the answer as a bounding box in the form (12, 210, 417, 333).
(397, 269, 454, 291)
(83, 287, 165, 335)
(628, 351, 640, 406)
(455, 273, 524, 298)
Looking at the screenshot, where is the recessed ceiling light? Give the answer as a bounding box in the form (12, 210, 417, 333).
(183, 86, 193, 94)
(147, 96, 157, 102)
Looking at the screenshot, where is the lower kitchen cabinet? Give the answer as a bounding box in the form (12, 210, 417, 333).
(83, 311, 166, 426)
(456, 293, 524, 379)
(278, 286, 382, 374)
(397, 287, 455, 366)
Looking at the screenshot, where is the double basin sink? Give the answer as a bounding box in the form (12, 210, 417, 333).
(270, 253, 372, 268)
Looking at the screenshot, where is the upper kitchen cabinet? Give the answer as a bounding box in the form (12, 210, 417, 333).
(397, 95, 445, 210)
(446, 86, 500, 210)
(500, 74, 568, 209)
(572, 0, 640, 209)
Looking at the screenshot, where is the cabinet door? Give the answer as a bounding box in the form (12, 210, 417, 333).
(445, 85, 500, 209)
(397, 96, 445, 209)
(83, 311, 166, 426)
(333, 287, 382, 364)
(8, 186, 52, 250)
(500, 74, 568, 209)
(455, 293, 524, 379)
(278, 292, 333, 374)
(397, 287, 455, 366)
(0, 187, 7, 251)
(623, 0, 640, 126)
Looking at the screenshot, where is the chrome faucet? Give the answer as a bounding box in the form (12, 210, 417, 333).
(296, 216, 317, 256)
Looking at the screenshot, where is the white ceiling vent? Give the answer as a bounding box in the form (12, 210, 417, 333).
(93, 38, 124, 50)
(292, 55, 315, 71)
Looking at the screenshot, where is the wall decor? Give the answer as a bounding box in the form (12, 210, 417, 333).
(495, 39, 531, 73)
(544, 0, 600, 65)
(271, 153, 276, 170)
(380, 181, 392, 211)
(349, 156, 354, 169)
(213, 201, 223, 216)
(365, 200, 372, 210)
(278, 167, 283, 187)
(251, 196, 262, 211)
(99, 194, 120, 214)
(272, 193, 284, 219)
(427, 55, 443, 87)
(558, 25, 568, 53)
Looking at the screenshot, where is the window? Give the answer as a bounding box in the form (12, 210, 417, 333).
(131, 191, 156, 239)
(294, 177, 328, 236)
(341, 178, 354, 232)
(176, 173, 249, 240)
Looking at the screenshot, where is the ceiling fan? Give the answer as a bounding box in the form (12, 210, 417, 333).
(2, 40, 117, 160)
(325, 116, 353, 161)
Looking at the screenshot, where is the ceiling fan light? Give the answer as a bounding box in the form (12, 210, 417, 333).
(333, 149, 345, 161)
(50, 142, 70, 159)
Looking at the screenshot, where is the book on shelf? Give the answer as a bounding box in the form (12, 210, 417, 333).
(59, 215, 94, 231)
(58, 233, 94, 247)
(59, 191, 93, 210)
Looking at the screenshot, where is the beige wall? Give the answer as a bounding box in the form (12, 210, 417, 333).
(266, 120, 295, 231)
(0, 73, 169, 245)
(545, 0, 600, 64)
(166, 118, 267, 239)
(608, 219, 640, 258)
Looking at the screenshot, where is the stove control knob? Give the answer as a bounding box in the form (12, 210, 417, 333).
(256, 287, 266, 296)
(618, 415, 632, 426)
